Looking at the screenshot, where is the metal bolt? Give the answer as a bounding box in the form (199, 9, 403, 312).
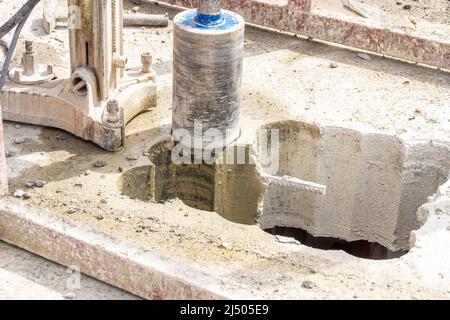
(22, 40, 39, 76)
(141, 52, 152, 73)
(25, 40, 34, 54)
(113, 55, 127, 69)
(105, 99, 123, 125)
(107, 99, 120, 116)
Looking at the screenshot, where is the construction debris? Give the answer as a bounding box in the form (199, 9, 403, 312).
(124, 13, 169, 27)
(341, 0, 370, 18)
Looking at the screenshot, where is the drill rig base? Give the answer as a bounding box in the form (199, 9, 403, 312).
(0, 67, 156, 151)
(0, 0, 157, 151)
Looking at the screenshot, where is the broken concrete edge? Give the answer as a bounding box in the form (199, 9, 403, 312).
(138, 119, 450, 252)
(0, 197, 253, 300)
(252, 120, 450, 252)
(156, 0, 450, 71)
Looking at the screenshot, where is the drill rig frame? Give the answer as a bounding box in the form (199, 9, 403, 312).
(0, 0, 156, 151)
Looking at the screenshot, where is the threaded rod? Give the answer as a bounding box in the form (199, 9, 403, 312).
(195, 0, 223, 26)
(197, 0, 221, 15)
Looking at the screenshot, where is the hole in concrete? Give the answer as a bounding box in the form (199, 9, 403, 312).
(119, 140, 265, 225)
(265, 226, 407, 260)
(148, 140, 215, 212)
(119, 120, 450, 260)
(257, 120, 450, 258)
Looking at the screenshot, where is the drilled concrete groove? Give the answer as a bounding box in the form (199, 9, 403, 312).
(256, 120, 450, 252)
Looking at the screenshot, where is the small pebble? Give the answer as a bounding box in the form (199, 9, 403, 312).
(25, 181, 36, 188)
(13, 189, 27, 198)
(403, 5, 411, 10)
(14, 137, 26, 144)
(66, 208, 79, 214)
(64, 292, 77, 300)
(97, 215, 104, 220)
(356, 53, 372, 61)
(220, 242, 232, 250)
(94, 160, 107, 168)
(302, 280, 315, 289)
(5, 151, 15, 158)
(329, 62, 338, 68)
(35, 180, 46, 188)
(56, 133, 68, 141)
(126, 153, 140, 161)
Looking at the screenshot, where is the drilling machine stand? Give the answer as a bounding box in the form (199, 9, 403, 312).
(0, 0, 156, 151)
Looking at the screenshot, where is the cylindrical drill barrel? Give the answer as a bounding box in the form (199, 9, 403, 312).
(172, 1, 245, 150)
